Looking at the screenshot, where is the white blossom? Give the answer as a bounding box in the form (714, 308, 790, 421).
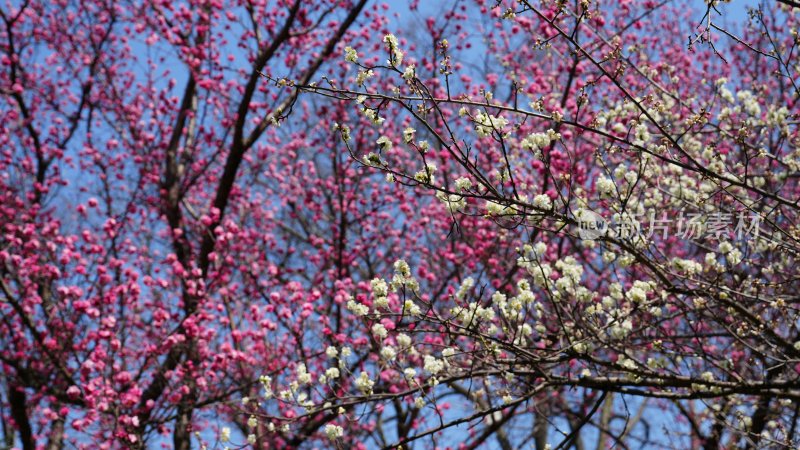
(403, 299, 421, 315)
(371, 278, 389, 297)
(473, 112, 509, 137)
(418, 140, 430, 153)
(532, 194, 552, 210)
(356, 69, 374, 87)
(397, 333, 412, 347)
(344, 46, 358, 63)
(595, 177, 616, 196)
(296, 363, 312, 385)
(380, 346, 397, 360)
(325, 424, 344, 440)
(454, 177, 472, 191)
(326, 346, 338, 359)
(521, 129, 559, 155)
(372, 323, 388, 339)
(486, 200, 514, 216)
(346, 298, 369, 316)
(423, 355, 444, 375)
(403, 64, 415, 81)
(403, 127, 416, 143)
(355, 371, 374, 394)
(376, 135, 392, 151)
(414, 162, 437, 184)
(383, 34, 404, 66)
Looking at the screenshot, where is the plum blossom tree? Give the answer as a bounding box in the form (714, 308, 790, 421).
(1, 0, 800, 449)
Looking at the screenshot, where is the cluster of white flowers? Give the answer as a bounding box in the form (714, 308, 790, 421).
(361, 106, 384, 126)
(376, 135, 392, 151)
(326, 346, 338, 359)
(403, 299, 421, 315)
(355, 371, 374, 394)
(626, 280, 653, 304)
(736, 90, 761, 116)
(737, 413, 753, 430)
(380, 345, 397, 360)
(600, 285, 635, 340)
(501, 7, 516, 19)
(403, 64, 415, 81)
(372, 323, 388, 339)
(403, 127, 415, 143)
(371, 278, 389, 309)
(324, 367, 340, 381)
(616, 355, 637, 370)
(397, 333, 412, 348)
(609, 317, 634, 339)
(520, 129, 559, 156)
(455, 277, 474, 300)
(692, 371, 721, 393)
(528, 259, 553, 288)
(716, 78, 735, 104)
(454, 176, 472, 191)
(516, 244, 552, 288)
(491, 279, 541, 324)
(259, 375, 273, 399)
(362, 152, 385, 168)
(390, 260, 416, 290)
(247, 415, 258, 429)
(414, 162, 437, 184)
(485, 200, 512, 216)
(766, 105, 790, 127)
(532, 194, 552, 210)
(436, 191, 466, 213)
(333, 122, 351, 141)
(553, 256, 584, 294)
(633, 123, 651, 145)
(573, 341, 589, 354)
(383, 34, 404, 66)
(325, 424, 344, 440)
(718, 241, 743, 265)
(626, 286, 646, 304)
(595, 176, 615, 196)
(423, 355, 445, 375)
(452, 301, 496, 323)
(704, 251, 720, 271)
(472, 112, 509, 137)
(344, 46, 358, 63)
(296, 363, 312, 385)
(328, 364, 343, 379)
(356, 68, 374, 86)
(671, 257, 703, 276)
(346, 295, 370, 316)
